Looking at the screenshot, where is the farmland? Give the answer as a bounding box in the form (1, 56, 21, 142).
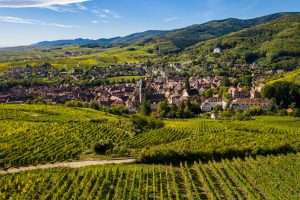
(0, 44, 157, 71)
(0, 104, 134, 168)
(130, 116, 300, 163)
(1, 154, 300, 199)
(0, 104, 300, 169)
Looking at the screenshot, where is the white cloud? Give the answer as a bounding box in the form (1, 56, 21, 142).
(92, 8, 121, 19)
(0, 0, 90, 8)
(0, 16, 36, 24)
(164, 17, 179, 23)
(0, 15, 77, 28)
(91, 20, 98, 24)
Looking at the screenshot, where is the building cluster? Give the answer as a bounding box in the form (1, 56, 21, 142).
(200, 86, 272, 112)
(0, 64, 272, 113)
(2, 64, 146, 82)
(0, 83, 137, 106)
(140, 76, 222, 110)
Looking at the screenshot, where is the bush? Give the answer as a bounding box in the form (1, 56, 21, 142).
(131, 115, 164, 133)
(244, 107, 264, 116)
(294, 108, 300, 117)
(65, 100, 84, 107)
(93, 140, 114, 155)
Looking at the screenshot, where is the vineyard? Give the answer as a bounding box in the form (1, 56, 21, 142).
(0, 120, 131, 168)
(0, 104, 132, 169)
(1, 154, 300, 199)
(130, 117, 300, 163)
(1, 104, 300, 168)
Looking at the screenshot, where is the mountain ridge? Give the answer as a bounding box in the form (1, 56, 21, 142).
(30, 12, 299, 49)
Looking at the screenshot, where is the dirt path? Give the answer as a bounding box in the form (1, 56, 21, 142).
(0, 158, 136, 175)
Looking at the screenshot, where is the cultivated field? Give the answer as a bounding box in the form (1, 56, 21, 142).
(0, 104, 300, 168)
(0, 154, 300, 199)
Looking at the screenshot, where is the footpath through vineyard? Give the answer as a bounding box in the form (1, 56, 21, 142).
(0, 158, 136, 174)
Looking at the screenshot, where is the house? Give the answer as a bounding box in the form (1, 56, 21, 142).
(213, 47, 222, 54)
(168, 95, 182, 105)
(228, 87, 250, 99)
(0, 95, 9, 103)
(230, 98, 272, 111)
(201, 97, 227, 112)
(250, 88, 261, 99)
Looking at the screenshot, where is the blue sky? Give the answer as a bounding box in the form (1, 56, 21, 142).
(0, 0, 299, 47)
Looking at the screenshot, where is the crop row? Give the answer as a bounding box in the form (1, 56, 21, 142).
(1, 154, 300, 199)
(0, 121, 129, 168)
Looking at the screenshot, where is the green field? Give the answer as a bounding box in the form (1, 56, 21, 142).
(0, 104, 300, 169)
(0, 104, 133, 168)
(130, 116, 300, 163)
(1, 154, 300, 199)
(0, 45, 157, 71)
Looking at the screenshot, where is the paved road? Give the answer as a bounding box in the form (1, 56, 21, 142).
(0, 158, 136, 174)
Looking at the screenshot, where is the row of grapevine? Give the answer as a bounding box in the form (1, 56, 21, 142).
(0, 120, 129, 169)
(137, 119, 300, 163)
(1, 154, 300, 199)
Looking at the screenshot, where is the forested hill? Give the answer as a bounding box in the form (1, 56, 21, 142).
(182, 14, 300, 70)
(32, 12, 298, 49)
(154, 12, 297, 50)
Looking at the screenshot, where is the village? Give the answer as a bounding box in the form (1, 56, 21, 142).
(0, 62, 272, 114)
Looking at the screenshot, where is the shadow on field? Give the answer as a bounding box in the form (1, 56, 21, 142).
(137, 144, 298, 165)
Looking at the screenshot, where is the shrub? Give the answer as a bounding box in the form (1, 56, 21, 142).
(93, 140, 114, 155)
(65, 100, 84, 107)
(131, 115, 164, 133)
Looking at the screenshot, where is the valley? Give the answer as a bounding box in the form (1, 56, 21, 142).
(0, 9, 299, 200)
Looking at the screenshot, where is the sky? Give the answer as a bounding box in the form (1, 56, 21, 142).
(0, 0, 299, 47)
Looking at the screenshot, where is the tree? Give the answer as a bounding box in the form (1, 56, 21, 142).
(221, 77, 231, 87)
(262, 82, 300, 109)
(140, 100, 151, 116)
(157, 100, 170, 118)
(203, 89, 213, 98)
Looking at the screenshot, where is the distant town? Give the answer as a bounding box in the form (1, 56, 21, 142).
(0, 58, 276, 115)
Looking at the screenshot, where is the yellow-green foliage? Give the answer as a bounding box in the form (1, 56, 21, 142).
(0, 104, 119, 122)
(268, 68, 300, 85)
(108, 75, 144, 82)
(131, 116, 300, 162)
(0, 104, 132, 168)
(0, 44, 157, 70)
(1, 154, 300, 199)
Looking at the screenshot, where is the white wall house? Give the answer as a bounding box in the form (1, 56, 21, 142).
(213, 47, 222, 54)
(201, 97, 227, 112)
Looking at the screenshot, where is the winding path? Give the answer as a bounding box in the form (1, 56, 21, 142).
(0, 158, 136, 175)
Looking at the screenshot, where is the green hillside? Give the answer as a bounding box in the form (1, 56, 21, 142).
(0, 44, 157, 71)
(183, 14, 300, 70)
(1, 12, 298, 71)
(267, 68, 300, 84)
(1, 104, 300, 169)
